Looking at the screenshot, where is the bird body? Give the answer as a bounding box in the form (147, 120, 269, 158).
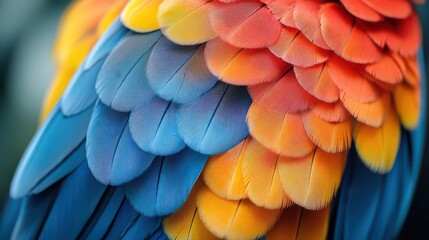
(1, 0, 427, 239)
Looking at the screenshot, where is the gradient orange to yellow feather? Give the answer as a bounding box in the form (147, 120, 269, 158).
(40, 0, 128, 120)
(42, 0, 424, 239)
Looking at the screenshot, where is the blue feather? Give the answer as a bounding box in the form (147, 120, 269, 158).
(84, 19, 129, 70)
(31, 141, 86, 194)
(11, 185, 58, 239)
(96, 31, 161, 112)
(177, 83, 251, 154)
(129, 97, 185, 155)
(120, 214, 161, 240)
(103, 199, 140, 239)
(124, 147, 208, 216)
(10, 105, 93, 198)
(84, 188, 126, 239)
(146, 227, 169, 240)
(0, 198, 22, 239)
(61, 59, 104, 116)
(146, 37, 217, 103)
(87, 102, 155, 185)
(38, 162, 107, 239)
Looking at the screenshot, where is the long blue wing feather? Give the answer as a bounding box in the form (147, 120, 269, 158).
(10, 105, 92, 198)
(124, 147, 208, 216)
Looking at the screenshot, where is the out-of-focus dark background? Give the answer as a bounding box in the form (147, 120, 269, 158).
(0, 0, 427, 238)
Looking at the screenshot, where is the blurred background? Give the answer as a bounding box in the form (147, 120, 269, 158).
(0, 0, 427, 238)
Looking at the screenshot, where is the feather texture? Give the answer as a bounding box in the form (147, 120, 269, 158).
(146, 38, 217, 103)
(87, 102, 155, 185)
(125, 148, 208, 216)
(177, 83, 251, 155)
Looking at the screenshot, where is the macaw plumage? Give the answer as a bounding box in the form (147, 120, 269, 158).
(1, 0, 427, 239)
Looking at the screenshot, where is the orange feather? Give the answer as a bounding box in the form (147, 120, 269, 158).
(242, 139, 292, 209)
(203, 138, 250, 200)
(327, 55, 382, 103)
(302, 110, 352, 153)
(278, 148, 347, 209)
(163, 181, 218, 240)
(247, 104, 316, 157)
(310, 100, 351, 123)
(197, 184, 281, 239)
(204, 38, 289, 85)
(266, 205, 330, 240)
(363, 0, 412, 19)
(294, 62, 340, 103)
(320, 3, 382, 64)
(269, 27, 329, 67)
(365, 53, 404, 84)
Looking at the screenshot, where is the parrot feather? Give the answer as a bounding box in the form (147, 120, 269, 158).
(247, 104, 315, 157)
(129, 98, 186, 155)
(120, 214, 161, 240)
(10, 106, 93, 198)
(96, 31, 161, 112)
(269, 27, 329, 68)
(209, 1, 281, 49)
(87, 102, 155, 185)
(146, 38, 217, 104)
(124, 148, 208, 217)
(196, 184, 281, 239)
(278, 148, 347, 210)
(177, 83, 251, 155)
(203, 138, 250, 200)
(204, 38, 289, 85)
(266, 205, 330, 240)
(158, 0, 216, 44)
(163, 181, 218, 240)
(121, 0, 163, 32)
(242, 139, 292, 209)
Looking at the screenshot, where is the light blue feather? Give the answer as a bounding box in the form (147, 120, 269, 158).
(61, 59, 104, 116)
(177, 83, 251, 154)
(10, 105, 93, 198)
(31, 141, 86, 194)
(124, 147, 208, 217)
(96, 31, 161, 112)
(87, 102, 155, 185)
(0, 198, 22, 239)
(146, 37, 217, 103)
(129, 97, 185, 155)
(11, 185, 58, 239)
(84, 19, 129, 70)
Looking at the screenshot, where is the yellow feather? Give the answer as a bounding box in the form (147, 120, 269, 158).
(266, 205, 330, 240)
(121, 0, 163, 32)
(163, 180, 218, 240)
(354, 106, 401, 173)
(278, 148, 347, 210)
(158, 0, 216, 44)
(203, 138, 250, 200)
(197, 184, 281, 239)
(393, 83, 420, 129)
(242, 139, 292, 209)
(99, 0, 129, 34)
